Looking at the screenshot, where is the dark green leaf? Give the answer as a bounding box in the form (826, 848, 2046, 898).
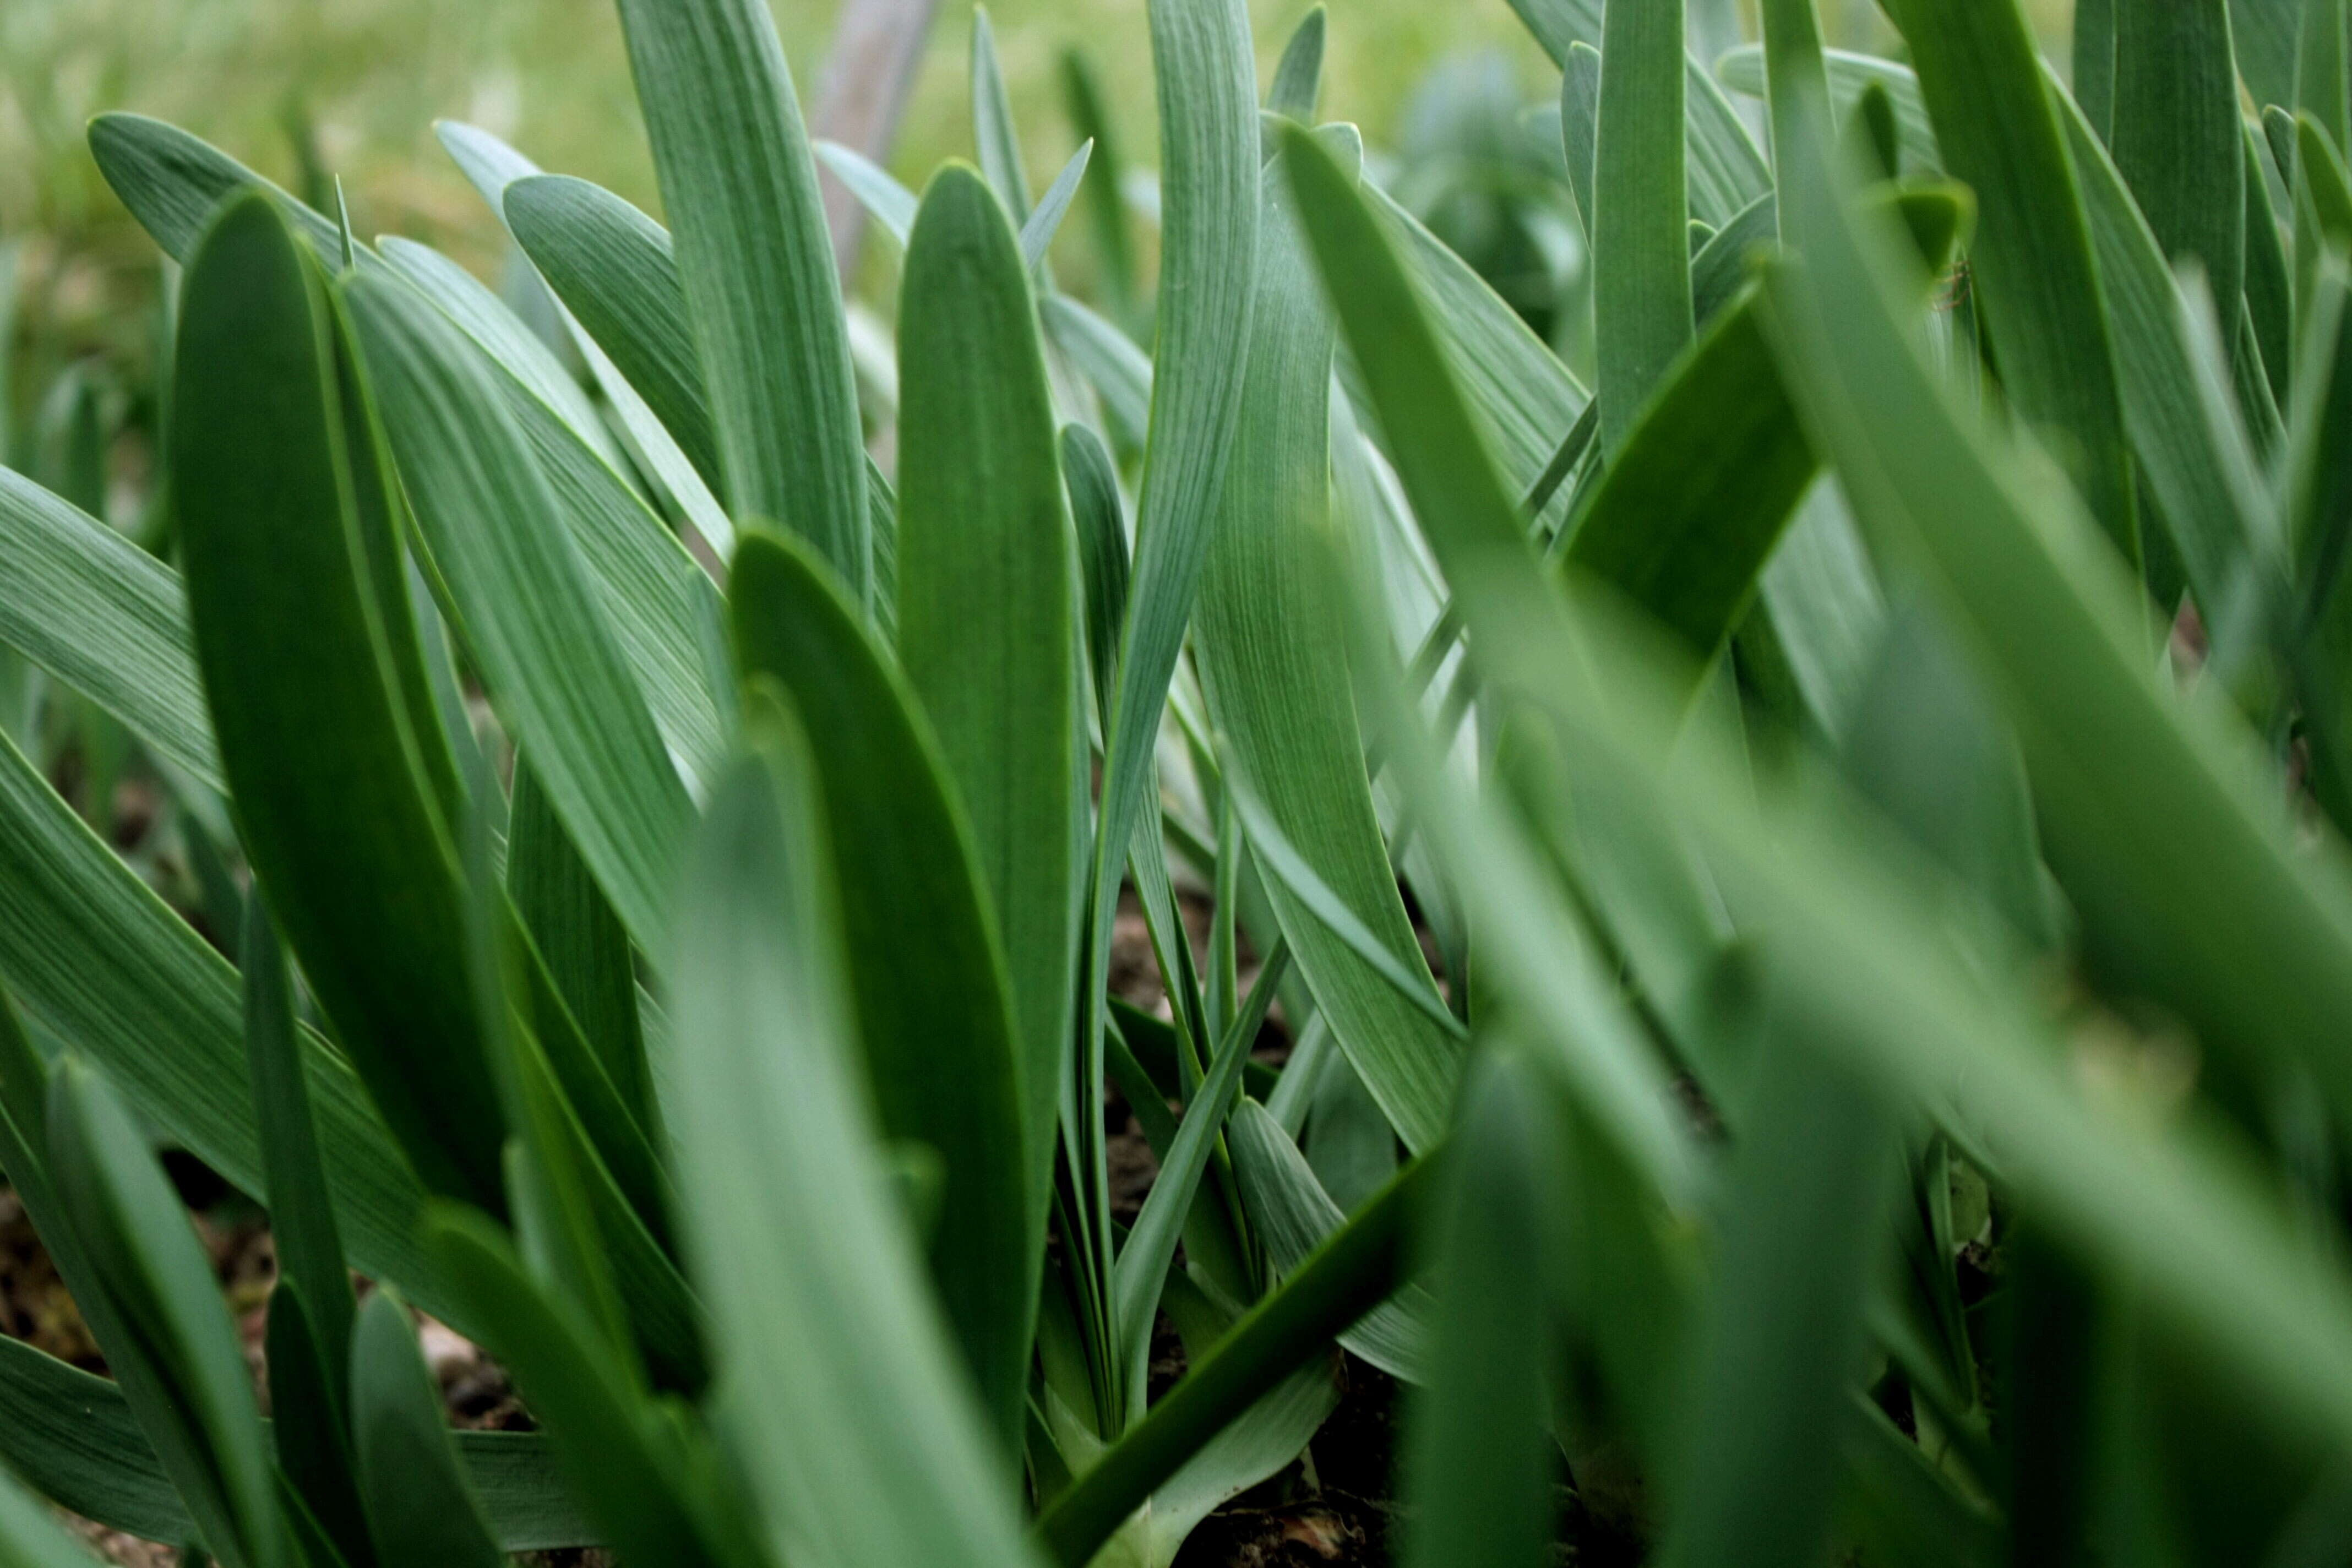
(730, 530, 1032, 1441)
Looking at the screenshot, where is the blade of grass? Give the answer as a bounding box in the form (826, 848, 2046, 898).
(2111, 0, 2245, 331)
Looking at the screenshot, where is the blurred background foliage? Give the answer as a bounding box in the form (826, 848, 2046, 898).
(0, 0, 2068, 542)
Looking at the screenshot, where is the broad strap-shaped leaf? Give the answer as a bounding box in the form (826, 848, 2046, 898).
(1560, 288, 1815, 679)
(1402, 1050, 1558, 1568)
(730, 530, 1032, 1442)
(1656, 1046, 1893, 1568)
(672, 720, 1039, 1568)
(349, 1292, 504, 1568)
(1593, 0, 1694, 452)
(89, 112, 728, 804)
(2110, 0, 2245, 333)
(264, 1283, 373, 1568)
(1877, 0, 2141, 568)
(0, 1332, 590, 1550)
(0, 469, 219, 790)
(895, 164, 1084, 1278)
(1757, 90, 2352, 1177)
(504, 171, 726, 498)
(423, 1207, 756, 1568)
(508, 758, 656, 1133)
(1280, 124, 1698, 1200)
(0, 721, 463, 1321)
(47, 1058, 286, 1568)
(340, 267, 694, 961)
(173, 191, 504, 1210)
(1364, 185, 1589, 527)
(1195, 151, 1457, 1158)
(243, 901, 357, 1384)
(432, 121, 733, 559)
(613, 0, 869, 595)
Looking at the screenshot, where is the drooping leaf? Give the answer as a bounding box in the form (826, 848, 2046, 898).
(0, 469, 219, 790)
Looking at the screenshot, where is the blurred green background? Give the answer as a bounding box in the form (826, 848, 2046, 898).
(0, 0, 2071, 494)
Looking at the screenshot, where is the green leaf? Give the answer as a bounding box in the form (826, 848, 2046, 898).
(47, 1058, 285, 1568)
(1268, 6, 1326, 121)
(1503, 0, 1773, 225)
(1226, 1100, 1429, 1378)
(1061, 421, 1131, 720)
(1593, 0, 1694, 451)
(1072, 0, 1262, 1423)
(434, 121, 733, 558)
(1112, 952, 1288, 1419)
(1020, 144, 1093, 274)
(0, 1460, 107, 1568)
(0, 1303, 591, 1549)
(173, 190, 504, 1209)
(1402, 1051, 1556, 1568)
(508, 758, 656, 1134)
(422, 1206, 754, 1568)
(729, 530, 1032, 1442)
(896, 163, 1084, 1293)
(263, 1284, 372, 1568)
(0, 469, 219, 791)
(810, 143, 918, 248)
(2110, 0, 2245, 329)
(1877, 0, 2141, 567)
(1195, 150, 1458, 1159)
(2073, 0, 2114, 139)
(243, 902, 356, 1389)
(349, 1292, 503, 1568)
(672, 717, 1038, 1568)
(2229, 0, 2302, 115)
(1759, 83, 2352, 1195)
(1560, 290, 1816, 678)
(1560, 43, 1600, 239)
(86, 112, 729, 800)
(613, 0, 869, 595)
(0, 724, 459, 1324)
(1657, 1048, 1893, 1568)
(340, 267, 695, 962)
(970, 7, 1036, 220)
(1365, 184, 1591, 526)
(1037, 1156, 1432, 1568)
(1059, 47, 1143, 327)
(1278, 123, 1698, 1202)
